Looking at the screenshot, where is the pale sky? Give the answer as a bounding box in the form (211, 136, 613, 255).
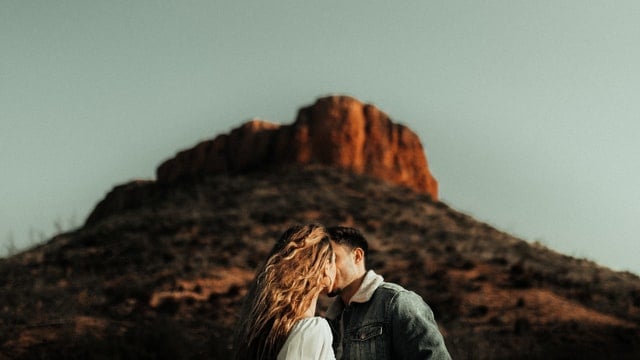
(2, 1, 639, 274)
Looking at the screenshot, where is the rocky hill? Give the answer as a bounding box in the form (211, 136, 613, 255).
(1, 96, 639, 359)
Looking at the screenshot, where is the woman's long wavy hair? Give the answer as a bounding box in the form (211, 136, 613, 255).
(233, 224, 333, 360)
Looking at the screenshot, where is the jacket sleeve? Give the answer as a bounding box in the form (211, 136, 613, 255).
(389, 290, 451, 360)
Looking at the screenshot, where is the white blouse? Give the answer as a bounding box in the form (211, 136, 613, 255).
(277, 317, 336, 360)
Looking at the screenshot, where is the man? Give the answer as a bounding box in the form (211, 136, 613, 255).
(325, 226, 451, 360)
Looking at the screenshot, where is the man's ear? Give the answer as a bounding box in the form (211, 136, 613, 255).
(353, 247, 365, 265)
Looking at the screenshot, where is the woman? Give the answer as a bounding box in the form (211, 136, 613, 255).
(234, 224, 337, 360)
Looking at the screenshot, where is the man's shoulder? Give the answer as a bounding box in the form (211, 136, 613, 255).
(370, 281, 415, 304)
(374, 282, 430, 310)
(376, 281, 409, 295)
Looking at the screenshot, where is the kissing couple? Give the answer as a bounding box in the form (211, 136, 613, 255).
(233, 224, 451, 360)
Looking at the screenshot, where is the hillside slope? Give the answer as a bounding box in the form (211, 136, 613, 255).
(1, 165, 639, 359)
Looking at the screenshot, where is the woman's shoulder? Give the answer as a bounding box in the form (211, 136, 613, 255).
(291, 316, 331, 334)
(278, 317, 335, 359)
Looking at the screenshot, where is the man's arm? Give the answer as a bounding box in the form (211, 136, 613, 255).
(389, 290, 452, 360)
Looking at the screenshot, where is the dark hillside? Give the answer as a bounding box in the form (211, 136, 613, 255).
(1, 165, 639, 359)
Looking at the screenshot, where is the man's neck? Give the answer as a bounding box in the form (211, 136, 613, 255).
(340, 271, 367, 305)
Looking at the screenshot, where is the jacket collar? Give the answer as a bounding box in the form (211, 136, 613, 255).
(326, 270, 384, 320)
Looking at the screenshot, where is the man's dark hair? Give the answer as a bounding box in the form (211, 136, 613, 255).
(327, 226, 368, 257)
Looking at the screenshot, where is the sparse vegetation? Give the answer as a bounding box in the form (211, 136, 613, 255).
(3, 232, 18, 258)
(2, 215, 79, 259)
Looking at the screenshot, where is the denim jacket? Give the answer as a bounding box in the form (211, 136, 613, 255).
(326, 270, 451, 360)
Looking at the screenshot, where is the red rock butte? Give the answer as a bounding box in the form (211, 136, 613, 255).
(156, 95, 438, 200)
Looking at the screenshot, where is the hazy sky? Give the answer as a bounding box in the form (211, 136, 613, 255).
(2, 1, 639, 274)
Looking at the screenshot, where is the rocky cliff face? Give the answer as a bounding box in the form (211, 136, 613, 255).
(156, 95, 438, 198)
(88, 96, 438, 225)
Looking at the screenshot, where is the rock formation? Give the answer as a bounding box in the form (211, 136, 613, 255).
(88, 96, 438, 225)
(156, 95, 438, 198)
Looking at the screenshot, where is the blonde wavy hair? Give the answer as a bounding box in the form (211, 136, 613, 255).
(234, 224, 333, 360)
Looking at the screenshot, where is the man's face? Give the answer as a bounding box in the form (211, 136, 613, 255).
(327, 241, 359, 297)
